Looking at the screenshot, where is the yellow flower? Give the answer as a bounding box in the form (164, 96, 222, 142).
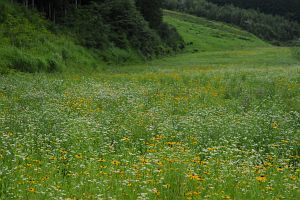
(277, 167, 284, 172)
(60, 156, 67, 161)
(140, 158, 149, 164)
(290, 176, 297, 181)
(166, 141, 179, 146)
(98, 158, 106, 162)
(256, 175, 267, 182)
(272, 122, 279, 129)
(41, 176, 49, 181)
(111, 160, 120, 166)
(156, 161, 163, 166)
(27, 179, 36, 184)
(121, 136, 130, 142)
(185, 191, 200, 197)
(152, 188, 160, 196)
(192, 191, 200, 196)
(49, 156, 57, 160)
(75, 154, 83, 159)
(147, 149, 157, 153)
(263, 162, 272, 167)
(223, 195, 231, 199)
(99, 171, 108, 175)
(207, 147, 216, 151)
(189, 174, 204, 182)
(153, 135, 164, 141)
(60, 149, 68, 154)
(27, 188, 36, 192)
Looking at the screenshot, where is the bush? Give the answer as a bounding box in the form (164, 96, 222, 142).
(157, 23, 185, 51)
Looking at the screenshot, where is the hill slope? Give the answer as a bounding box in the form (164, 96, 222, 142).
(164, 10, 269, 53)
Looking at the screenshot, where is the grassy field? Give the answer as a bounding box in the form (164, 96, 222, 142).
(0, 11, 300, 200)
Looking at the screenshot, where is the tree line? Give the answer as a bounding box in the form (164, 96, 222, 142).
(207, 0, 300, 22)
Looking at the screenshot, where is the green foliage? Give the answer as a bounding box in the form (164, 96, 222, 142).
(63, 4, 110, 49)
(157, 22, 185, 51)
(163, 0, 300, 42)
(136, 0, 163, 29)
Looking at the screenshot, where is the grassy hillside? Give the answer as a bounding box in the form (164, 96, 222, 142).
(164, 10, 269, 53)
(108, 11, 299, 73)
(1, 8, 300, 200)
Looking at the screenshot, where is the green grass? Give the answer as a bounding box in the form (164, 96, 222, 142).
(0, 9, 300, 200)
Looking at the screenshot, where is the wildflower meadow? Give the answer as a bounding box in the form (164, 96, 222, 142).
(1, 61, 299, 199)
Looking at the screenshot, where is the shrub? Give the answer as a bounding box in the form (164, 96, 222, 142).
(157, 23, 185, 51)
